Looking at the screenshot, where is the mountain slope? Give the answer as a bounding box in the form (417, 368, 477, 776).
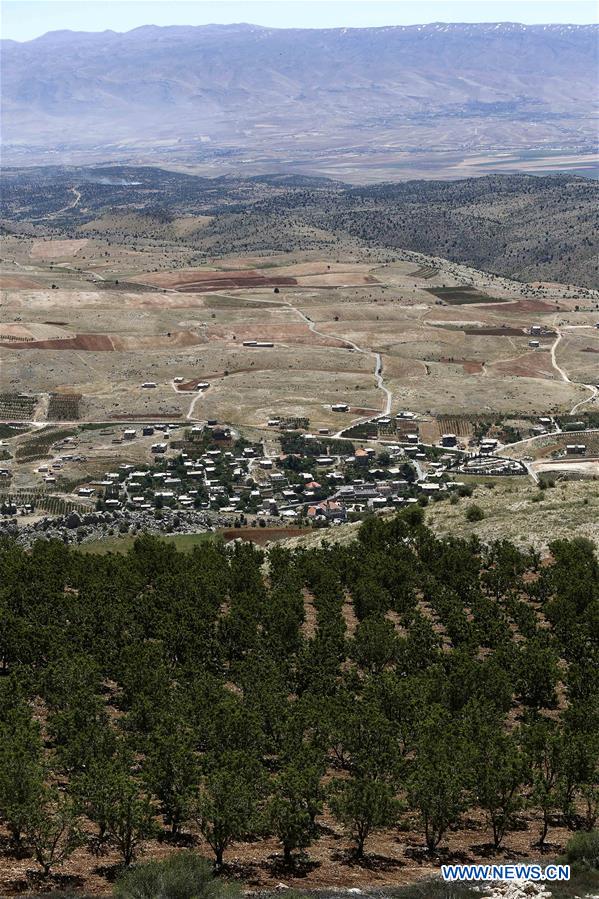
(1, 23, 597, 173)
(2, 166, 597, 287)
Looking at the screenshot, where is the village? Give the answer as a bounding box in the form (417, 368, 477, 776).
(0, 404, 546, 542)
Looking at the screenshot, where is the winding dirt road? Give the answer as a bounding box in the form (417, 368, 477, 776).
(550, 320, 598, 415)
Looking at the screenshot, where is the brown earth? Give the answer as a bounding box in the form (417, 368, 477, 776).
(0, 331, 206, 351)
(134, 269, 299, 291)
(0, 274, 44, 288)
(221, 527, 312, 544)
(0, 799, 577, 897)
(440, 357, 484, 374)
(504, 299, 558, 313)
(491, 351, 555, 379)
(0, 334, 115, 350)
(29, 238, 89, 260)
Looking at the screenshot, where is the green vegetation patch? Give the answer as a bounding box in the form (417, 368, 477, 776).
(14, 427, 78, 462)
(80, 531, 220, 555)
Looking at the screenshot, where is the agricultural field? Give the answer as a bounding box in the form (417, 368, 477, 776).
(2, 233, 598, 439)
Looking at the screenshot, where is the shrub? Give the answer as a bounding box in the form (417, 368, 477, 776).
(114, 852, 241, 899)
(465, 504, 485, 522)
(565, 830, 599, 870)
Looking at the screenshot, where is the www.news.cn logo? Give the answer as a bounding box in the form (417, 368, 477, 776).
(441, 864, 570, 882)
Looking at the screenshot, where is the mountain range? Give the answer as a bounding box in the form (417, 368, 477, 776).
(1, 23, 597, 179)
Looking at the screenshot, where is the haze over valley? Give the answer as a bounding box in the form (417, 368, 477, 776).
(2, 22, 597, 179)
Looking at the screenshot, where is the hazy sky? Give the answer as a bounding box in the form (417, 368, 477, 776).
(2, 0, 597, 42)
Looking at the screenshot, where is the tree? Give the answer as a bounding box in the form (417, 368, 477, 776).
(351, 616, 399, 674)
(144, 721, 198, 835)
(407, 712, 465, 851)
(0, 702, 45, 846)
(329, 776, 400, 859)
(266, 754, 324, 865)
(192, 753, 265, 870)
(22, 788, 82, 877)
(72, 748, 130, 845)
(516, 638, 560, 710)
(49, 690, 116, 775)
(105, 774, 157, 866)
(522, 719, 564, 848)
(471, 729, 527, 850)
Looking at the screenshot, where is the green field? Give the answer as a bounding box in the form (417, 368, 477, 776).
(80, 531, 219, 554)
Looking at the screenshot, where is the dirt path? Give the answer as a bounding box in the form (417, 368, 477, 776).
(550, 319, 598, 414)
(31, 186, 82, 221)
(186, 390, 207, 421)
(32, 393, 49, 423)
(202, 290, 394, 436)
(280, 299, 393, 433)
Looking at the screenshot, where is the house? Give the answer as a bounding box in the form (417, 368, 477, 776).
(529, 340, 540, 348)
(306, 499, 347, 521)
(331, 403, 349, 412)
(151, 442, 168, 454)
(371, 496, 388, 509)
(530, 325, 542, 336)
(142, 426, 154, 436)
(141, 382, 157, 388)
(566, 444, 586, 455)
(441, 433, 458, 447)
(211, 427, 231, 441)
(420, 483, 441, 494)
(123, 429, 136, 440)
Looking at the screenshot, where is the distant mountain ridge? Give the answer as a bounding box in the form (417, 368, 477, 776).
(1, 22, 597, 174)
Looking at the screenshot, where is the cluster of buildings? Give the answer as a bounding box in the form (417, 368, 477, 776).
(74, 421, 483, 525)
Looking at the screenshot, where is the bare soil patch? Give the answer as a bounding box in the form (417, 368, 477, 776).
(0, 274, 44, 288)
(134, 269, 299, 291)
(30, 238, 88, 260)
(221, 527, 311, 544)
(440, 357, 483, 374)
(1, 334, 115, 351)
(505, 299, 558, 313)
(491, 352, 555, 379)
